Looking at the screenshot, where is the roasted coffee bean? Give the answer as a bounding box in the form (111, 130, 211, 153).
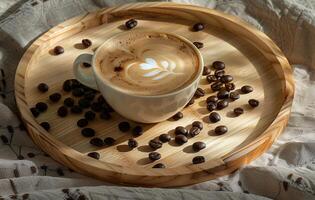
(63, 98, 74, 107)
(159, 134, 171, 143)
(193, 42, 203, 49)
(221, 75, 233, 83)
(35, 102, 48, 112)
(215, 125, 228, 135)
(49, 93, 61, 102)
(192, 121, 203, 130)
(132, 126, 143, 136)
(72, 88, 84, 97)
(194, 88, 205, 98)
(125, 19, 137, 29)
(207, 102, 216, 112)
(89, 137, 104, 147)
(118, 121, 130, 132)
(81, 128, 95, 137)
(77, 118, 88, 127)
(53, 46, 64, 55)
(192, 141, 206, 152)
(40, 122, 50, 131)
(84, 111, 96, 121)
(152, 163, 166, 168)
(57, 106, 68, 117)
(206, 96, 218, 104)
(216, 99, 229, 110)
(212, 61, 225, 70)
(241, 85, 253, 94)
(78, 98, 91, 109)
(172, 112, 183, 120)
(248, 99, 259, 107)
(82, 62, 91, 68)
(104, 137, 116, 145)
(128, 138, 138, 148)
(202, 66, 211, 76)
(225, 82, 235, 91)
(87, 152, 100, 160)
(70, 79, 81, 89)
(84, 92, 95, 100)
(97, 95, 106, 104)
(175, 126, 188, 136)
(229, 91, 240, 101)
(91, 102, 102, 112)
(206, 75, 218, 83)
(211, 82, 224, 91)
(37, 83, 49, 93)
(189, 126, 201, 137)
(175, 135, 188, 145)
(192, 156, 205, 164)
(100, 111, 111, 120)
(185, 97, 195, 107)
(209, 112, 221, 123)
(234, 107, 244, 116)
(214, 70, 225, 78)
(217, 90, 229, 99)
(71, 105, 82, 114)
(149, 139, 163, 149)
(149, 152, 161, 161)
(193, 23, 204, 31)
(30, 107, 40, 118)
(62, 80, 72, 92)
(82, 39, 92, 48)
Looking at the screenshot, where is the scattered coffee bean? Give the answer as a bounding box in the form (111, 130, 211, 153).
(62, 80, 72, 92)
(149, 139, 163, 149)
(192, 121, 203, 130)
(186, 97, 195, 107)
(97, 95, 106, 104)
(90, 102, 102, 112)
(70, 79, 81, 89)
(53, 46, 64, 55)
(159, 134, 171, 143)
(100, 111, 111, 120)
(40, 122, 50, 131)
(172, 112, 183, 120)
(57, 106, 68, 117)
(71, 105, 82, 114)
(212, 61, 225, 70)
(128, 138, 138, 148)
(30, 107, 40, 118)
(234, 107, 244, 116)
(192, 141, 206, 152)
(125, 19, 138, 29)
(63, 98, 74, 107)
(175, 126, 188, 136)
(193, 23, 204, 31)
(87, 152, 100, 160)
(81, 128, 95, 137)
(211, 82, 224, 91)
(214, 70, 225, 78)
(77, 118, 88, 127)
(72, 88, 84, 97)
(194, 88, 205, 98)
(206, 96, 218, 104)
(192, 156, 205, 164)
(215, 125, 228, 135)
(206, 75, 218, 83)
(49, 93, 61, 102)
(84, 111, 96, 121)
(104, 137, 116, 145)
(152, 163, 166, 168)
(216, 99, 229, 110)
(203, 66, 211, 75)
(37, 83, 49, 93)
(78, 98, 91, 109)
(209, 112, 221, 123)
(189, 126, 201, 137)
(82, 62, 91, 68)
(132, 126, 143, 136)
(217, 90, 229, 99)
(241, 85, 253, 94)
(118, 121, 130, 132)
(207, 102, 216, 112)
(149, 152, 161, 161)
(175, 135, 188, 145)
(193, 42, 203, 49)
(90, 137, 104, 147)
(84, 92, 95, 100)
(225, 82, 235, 91)
(35, 102, 48, 112)
(82, 39, 92, 48)
(248, 99, 259, 107)
(230, 91, 240, 101)
(221, 75, 233, 83)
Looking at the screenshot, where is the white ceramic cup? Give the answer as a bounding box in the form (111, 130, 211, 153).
(73, 32, 203, 123)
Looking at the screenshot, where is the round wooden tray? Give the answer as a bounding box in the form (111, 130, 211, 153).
(15, 2, 294, 187)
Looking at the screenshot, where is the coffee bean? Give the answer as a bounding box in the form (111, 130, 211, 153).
(49, 93, 61, 102)
(70, 79, 81, 89)
(84, 111, 96, 121)
(225, 82, 235, 91)
(30, 107, 40, 118)
(234, 107, 244, 116)
(221, 75, 233, 83)
(230, 91, 240, 101)
(248, 99, 259, 107)
(193, 23, 204, 31)
(172, 112, 183, 120)
(35, 102, 48, 112)
(192, 141, 206, 152)
(214, 70, 225, 78)
(82, 39, 92, 48)
(82, 62, 91, 68)
(215, 125, 228, 135)
(202, 66, 211, 75)
(125, 19, 137, 29)
(175, 135, 188, 145)
(211, 82, 224, 91)
(132, 126, 143, 136)
(192, 121, 203, 130)
(192, 156, 205, 164)
(118, 121, 130, 132)
(40, 122, 50, 131)
(189, 126, 201, 137)
(149, 139, 162, 149)
(149, 152, 161, 161)
(206, 75, 218, 83)
(72, 88, 84, 97)
(159, 134, 171, 143)
(87, 152, 100, 160)
(62, 98, 73, 107)
(194, 88, 205, 98)
(193, 42, 203, 49)
(128, 138, 138, 148)
(70, 105, 82, 114)
(100, 111, 111, 120)
(217, 90, 229, 99)
(104, 137, 116, 145)
(241, 85, 253, 94)
(209, 112, 221, 123)
(207, 102, 216, 112)
(212, 61, 225, 70)
(62, 80, 72, 92)
(97, 95, 106, 104)
(91, 102, 102, 112)
(175, 126, 188, 136)
(216, 99, 229, 110)
(152, 163, 165, 168)
(81, 128, 95, 137)
(206, 96, 218, 104)
(90, 137, 104, 147)
(78, 98, 91, 109)
(53, 46, 64, 55)
(186, 97, 195, 107)
(57, 106, 68, 117)
(37, 83, 48, 93)
(77, 118, 88, 127)
(84, 92, 95, 100)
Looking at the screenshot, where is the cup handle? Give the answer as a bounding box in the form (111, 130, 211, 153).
(73, 54, 98, 90)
